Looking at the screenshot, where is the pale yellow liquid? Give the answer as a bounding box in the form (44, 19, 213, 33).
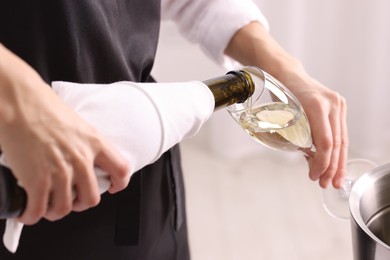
(238, 102, 312, 151)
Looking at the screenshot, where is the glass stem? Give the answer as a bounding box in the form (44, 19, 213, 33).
(340, 179, 353, 199)
(299, 144, 316, 159)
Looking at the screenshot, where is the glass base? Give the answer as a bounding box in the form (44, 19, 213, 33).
(322, 158, 378, 220)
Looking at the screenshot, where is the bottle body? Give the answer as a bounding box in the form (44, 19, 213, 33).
(0, 69, 255, 219)
(0, 165, 26, 218)
(203, 69, 255, 110)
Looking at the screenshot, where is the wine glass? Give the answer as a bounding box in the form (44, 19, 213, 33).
(226, 66, 377, 220)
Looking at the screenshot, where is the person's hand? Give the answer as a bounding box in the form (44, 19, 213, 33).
(273, 64, 348, 189)
(224, 22, 348, 189)
(0, 44, 130, 225)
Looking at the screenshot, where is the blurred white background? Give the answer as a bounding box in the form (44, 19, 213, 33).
(152, 1, 390, 259)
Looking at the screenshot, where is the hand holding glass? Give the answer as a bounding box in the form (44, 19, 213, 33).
(226, 66, 376, 220)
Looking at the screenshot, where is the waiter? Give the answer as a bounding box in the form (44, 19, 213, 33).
(0, 0, 347, 259)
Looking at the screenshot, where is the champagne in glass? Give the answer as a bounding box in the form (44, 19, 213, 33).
(238, 102, 312, 152)
(227, 66, 314, 156)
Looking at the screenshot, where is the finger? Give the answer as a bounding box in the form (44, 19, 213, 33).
(307, 106, 332, 181)
(332, 97, 348, 188)
(71, 158, 100, 212)
(94, 141, 130, 194)
(17, 181, 50, 225)
(44, 168, 73, 221)
(319, 110, 341, 188)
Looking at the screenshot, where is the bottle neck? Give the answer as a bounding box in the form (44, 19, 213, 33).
(203, 70, 254, 110)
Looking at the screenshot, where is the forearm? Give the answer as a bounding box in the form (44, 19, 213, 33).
(0, 44, 49, 130)
(224, 22, 310, 90)
(0, 43, 21, 126)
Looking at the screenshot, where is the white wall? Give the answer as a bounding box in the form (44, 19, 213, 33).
(153, 0, 390, 164)
(256, 0, 390, 165)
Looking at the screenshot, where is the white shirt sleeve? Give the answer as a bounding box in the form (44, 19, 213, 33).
(49, 81, 214, 175)
(161, 0, 269, 68)
(2, 80, 215, 253)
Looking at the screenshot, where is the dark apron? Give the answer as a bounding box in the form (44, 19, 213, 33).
(0, 1, 190, 259)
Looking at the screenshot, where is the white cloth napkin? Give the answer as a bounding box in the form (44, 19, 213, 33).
(2, 80, 214, 253)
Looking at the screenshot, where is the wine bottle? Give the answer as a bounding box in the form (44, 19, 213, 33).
(0, 69, 255, 219)
(0, 165, 27, 218)
(203, 69, 255, 110)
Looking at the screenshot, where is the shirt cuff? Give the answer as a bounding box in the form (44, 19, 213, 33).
(198, 0, 269, 69)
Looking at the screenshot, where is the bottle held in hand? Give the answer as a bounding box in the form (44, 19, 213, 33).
(0, 67, 256, 219)
(0, 165, 27, 218)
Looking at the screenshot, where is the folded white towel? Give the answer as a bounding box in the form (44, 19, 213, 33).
(2, 80, 215, 253)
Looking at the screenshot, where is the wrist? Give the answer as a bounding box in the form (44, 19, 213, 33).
(0, 44, 45, 131)
(224, 21, 310, 91)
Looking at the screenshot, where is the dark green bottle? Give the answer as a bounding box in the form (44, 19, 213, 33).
(0, 165, 27, 218)
(0, 69, 254, 219)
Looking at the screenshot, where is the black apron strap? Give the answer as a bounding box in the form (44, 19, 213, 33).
(114, 171, 141, 246)
(168, 148, 184, 231)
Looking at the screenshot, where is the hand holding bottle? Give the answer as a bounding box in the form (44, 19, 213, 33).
(0, 44, 130, 224)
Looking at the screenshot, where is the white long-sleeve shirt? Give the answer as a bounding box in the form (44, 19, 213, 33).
(162, 0, 269, 67)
